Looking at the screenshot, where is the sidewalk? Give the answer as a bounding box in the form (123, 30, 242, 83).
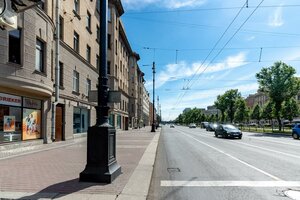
(0, 126, 161, 200)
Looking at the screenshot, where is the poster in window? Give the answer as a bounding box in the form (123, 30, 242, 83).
(3, 116, 15, 132)
(22, 109, 41, 140)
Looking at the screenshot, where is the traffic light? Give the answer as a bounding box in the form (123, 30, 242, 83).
(0, 0, 42, 30)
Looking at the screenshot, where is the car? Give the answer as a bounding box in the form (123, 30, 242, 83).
(206, 123, 218, 131)
(201, 122, 209, 128)
(292, 124, 300, 139)
(189, 123, 197, 128)
(170, 124, 175, 128)
(215, 124, 242, 139)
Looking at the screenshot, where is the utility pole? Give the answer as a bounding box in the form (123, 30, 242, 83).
(80, 0, 121, 183)
(157, 96, 160, 128)
(151, 62, 156, 132)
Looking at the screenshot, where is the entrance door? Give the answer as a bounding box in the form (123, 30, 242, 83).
(55, 105, 64, 141)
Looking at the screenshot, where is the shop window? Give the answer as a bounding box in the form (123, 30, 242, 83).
(35, 38, 45, 72)
(9, 28, 21, 64)
(73, 107, 90, 133)
(0, 105, 22, 143)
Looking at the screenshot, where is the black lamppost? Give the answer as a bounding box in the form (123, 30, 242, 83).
(151, 62, 156, 132)
(80, 0, 121, 183)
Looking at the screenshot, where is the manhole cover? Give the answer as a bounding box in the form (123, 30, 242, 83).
(284, 190, 300, 200)
(167, 168, 181, 173)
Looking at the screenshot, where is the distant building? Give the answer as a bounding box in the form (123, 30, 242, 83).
(204, 105, 220, 116)
(245, 91, 269, 109)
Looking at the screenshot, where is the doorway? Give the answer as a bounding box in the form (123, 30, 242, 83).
(55, 104, 64, 141)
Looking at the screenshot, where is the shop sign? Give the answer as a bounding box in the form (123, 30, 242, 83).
(23, 98, 41, 109)
(0, 93, 21, 107)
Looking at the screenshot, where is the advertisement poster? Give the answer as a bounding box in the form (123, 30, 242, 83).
(3, 116, 15, 132)
(22, 109, 41, 140)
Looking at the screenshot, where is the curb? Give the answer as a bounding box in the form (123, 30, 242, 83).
(116, 130, 161, 200)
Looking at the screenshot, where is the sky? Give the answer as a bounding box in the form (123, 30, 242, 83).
(120, 0, 300, 121)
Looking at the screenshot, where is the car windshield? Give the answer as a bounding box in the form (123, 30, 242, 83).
(223, 125, 238, 131)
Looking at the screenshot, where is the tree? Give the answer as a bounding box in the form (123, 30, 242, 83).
(223, 89, 241, 123)
(282, 98, 299, 123)
(251, 105, 261, 125)
(214, 95, 227, 122)
(256, 61, 300, 131)
(261, 101, 275, 131)
(234, 98, 249, 124)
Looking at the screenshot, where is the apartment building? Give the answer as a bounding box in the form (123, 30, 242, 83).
(142, 86, 150, 126)
(0, 0, 143, 146)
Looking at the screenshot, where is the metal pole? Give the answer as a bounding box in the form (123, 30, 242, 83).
(151, 62, 156, 132)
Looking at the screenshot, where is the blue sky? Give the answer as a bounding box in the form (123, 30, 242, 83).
(121, 0, 300, 121)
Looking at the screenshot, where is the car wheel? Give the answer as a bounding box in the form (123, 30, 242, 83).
(292, 133, 299, 139)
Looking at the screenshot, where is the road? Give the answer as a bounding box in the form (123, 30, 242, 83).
(147, 125, 300, 200)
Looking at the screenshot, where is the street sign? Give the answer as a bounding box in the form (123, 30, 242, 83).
(89, 90, 121, 103)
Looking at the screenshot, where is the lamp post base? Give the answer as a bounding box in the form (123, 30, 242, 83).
(151, 123, 156, 132)
(79, 125, 121, 183)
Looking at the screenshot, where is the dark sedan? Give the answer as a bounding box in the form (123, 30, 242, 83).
(206, 123, 218, 131)
(215, 124, 242, 139)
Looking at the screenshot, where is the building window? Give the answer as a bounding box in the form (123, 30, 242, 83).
(96, 0, 100, 12)
(107, 61, 110, 74)
(9, 28, 21, 64)
(86, 45, 91, 63)
(73, 70, 79, 93)
(86, 11, 91, 32)
(115, 40, 117, 55)
(108, 7, 111, 22)
(73, 107, 90, 133)
(108, 34, 111, 49)
(96, 54, 99, 71)
(73, 31, 79, 53)
(96, 25, 100, 42)
(59, 16, 64, 40)
(35, 38, 45, 72)
(85, 79, 91, 96)
(37, 0, 45, 10)
(115, 64, 117, 77)
(59, 62, 64, 87)
(74, 0, 79, 13)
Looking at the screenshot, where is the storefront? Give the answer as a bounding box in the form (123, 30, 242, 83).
(73, 107, 90, 134)
(0, 92, 42, 144)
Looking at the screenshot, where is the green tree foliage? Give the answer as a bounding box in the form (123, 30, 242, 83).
(261, 101, 274, 122)
(282, 98, 299, 122)
(215, 89, 241, 123)
(234, 98, 249, 123)
(214, 95, 227, 122)
(251, 104, 261, 124)
(256, 61, 300, 131)
(175, 108, 204, 125)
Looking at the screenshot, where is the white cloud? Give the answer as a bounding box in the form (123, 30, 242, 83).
(123, 0, 206, 10)
(146, 52, 247, 90)
(246, 36, 255, 41)
(268, 6, 284, 27)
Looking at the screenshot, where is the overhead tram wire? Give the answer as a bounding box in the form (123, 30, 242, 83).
(171, 1, 248, 109)
(125, 4, 300, 15)
(173, 0, 265, 109)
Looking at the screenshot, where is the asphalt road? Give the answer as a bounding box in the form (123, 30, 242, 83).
(147, 125, 300, 200)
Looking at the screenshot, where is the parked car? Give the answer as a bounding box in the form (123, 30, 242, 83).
(201, 122, 209, 128)
(206, 123, 218, 131)
(170, 124, 175, 128)
(215, 124, 242, 139)
(189, 123, 197, 128)
(292, 124, 300, 139)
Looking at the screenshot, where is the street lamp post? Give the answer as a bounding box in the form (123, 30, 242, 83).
(151, 62, 156, 132)
(80, 0, 121, 183)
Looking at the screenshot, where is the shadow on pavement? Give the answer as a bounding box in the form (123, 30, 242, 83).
(245, 132, 292, 138)
(18, 178, 107, 200)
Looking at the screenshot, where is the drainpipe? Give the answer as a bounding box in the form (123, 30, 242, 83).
(51, 0, 60, 142)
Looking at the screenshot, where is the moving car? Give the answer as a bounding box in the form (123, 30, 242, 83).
(292, 124, 300, 139)
(215, 124, 242, 139)
(189, 123, 197, 128)
(206, 123, 218, 131)
(170, 124, 175, 128)
(201, 122, 209, 128)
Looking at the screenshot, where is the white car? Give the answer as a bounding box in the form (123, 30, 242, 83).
(189, 123, 196, 128)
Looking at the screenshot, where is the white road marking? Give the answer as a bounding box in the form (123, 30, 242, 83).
(176, 129, 282, 181)
(161, 180, 300, 187)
